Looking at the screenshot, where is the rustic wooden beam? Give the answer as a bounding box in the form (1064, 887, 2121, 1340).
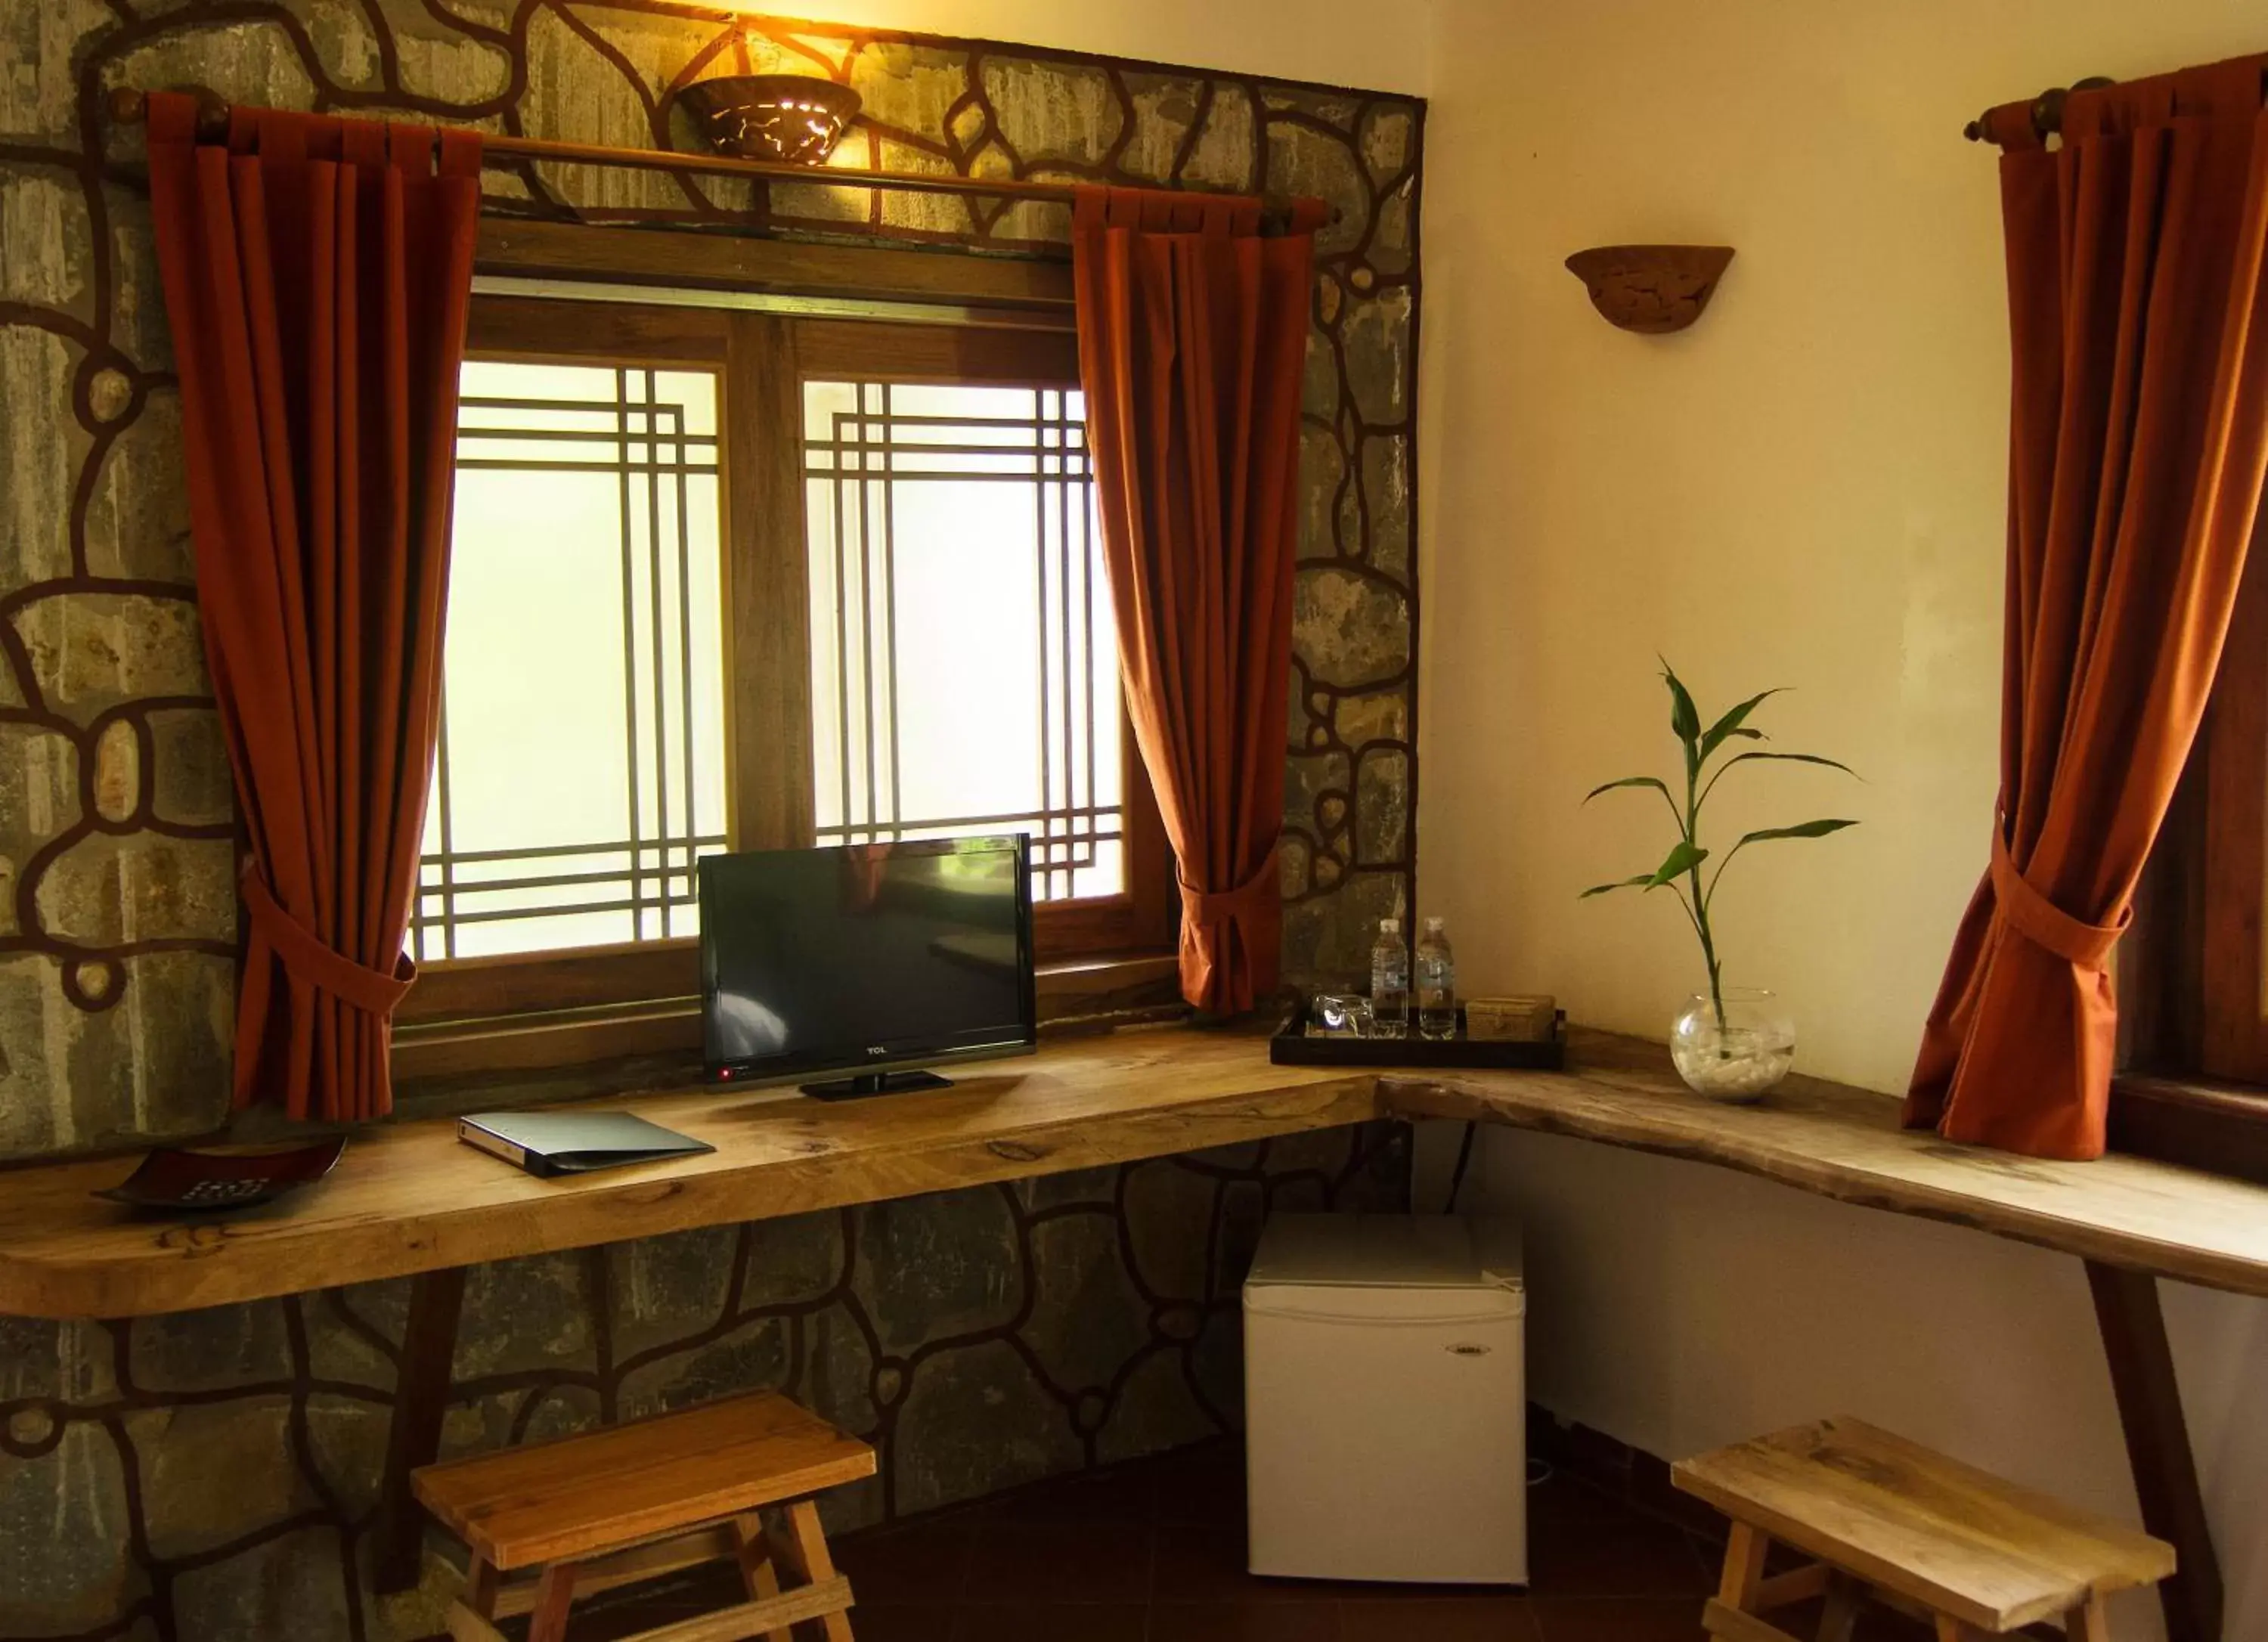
(2084, 1261, 2222, 1642)
(475, 218, 1074, 315)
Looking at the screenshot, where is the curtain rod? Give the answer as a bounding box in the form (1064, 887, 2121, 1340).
(105, 87, 1331, 228)
(1962, 77, 2120, 143)
(1968, 64, 2268, 144)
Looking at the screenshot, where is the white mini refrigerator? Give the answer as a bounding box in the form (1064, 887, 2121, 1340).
(1243, 1213, 1526, 1585)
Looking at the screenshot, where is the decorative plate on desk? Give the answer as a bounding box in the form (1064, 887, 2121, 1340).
(95, 1136, 348, 1213)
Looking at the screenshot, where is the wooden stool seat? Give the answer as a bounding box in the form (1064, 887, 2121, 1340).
(415, 1391, 875, 1642)
(1673, 1417, 2174, 1641)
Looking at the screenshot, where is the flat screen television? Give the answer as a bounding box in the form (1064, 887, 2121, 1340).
(698, 836, 1036, 1098)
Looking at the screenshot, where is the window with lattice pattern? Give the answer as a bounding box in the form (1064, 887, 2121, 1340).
(396, 301, 1173, 1061)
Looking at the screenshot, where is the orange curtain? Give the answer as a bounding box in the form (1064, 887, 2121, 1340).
(1907, 57, 2268, 1158)
(1072, 185, 1325, 1015)
(145, 93, 482, 1120)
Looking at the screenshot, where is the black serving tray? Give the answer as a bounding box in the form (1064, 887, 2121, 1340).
(1269, 1001, 1566, 1069)
(96, 1135, 347, 1213)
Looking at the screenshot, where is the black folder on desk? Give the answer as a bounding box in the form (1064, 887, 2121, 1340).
(457, 1111, 714, 1178)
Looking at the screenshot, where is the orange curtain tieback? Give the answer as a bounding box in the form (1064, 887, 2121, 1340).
(1988, 828, 2127, 969)
(1180, 844, 1281, 930)
(240, 861, 417, 1017)
(1908, 52, 2268, 1157)
(1075, 180, 1315, 1015)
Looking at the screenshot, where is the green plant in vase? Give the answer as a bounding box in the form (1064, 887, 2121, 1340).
(1580, 661, 1858, 1101)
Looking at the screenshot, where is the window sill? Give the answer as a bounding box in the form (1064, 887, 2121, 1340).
(389, 950, 1188, 1109)
(2110, 1071, 2268, 1186)
(1035, 951, 1185, 1027)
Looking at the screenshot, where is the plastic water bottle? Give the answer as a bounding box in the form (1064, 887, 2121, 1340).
(1415, 916, 1456, 1039)
(1370, 917, 1409, 1039)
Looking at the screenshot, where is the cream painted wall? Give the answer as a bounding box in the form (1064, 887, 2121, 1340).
(726, 0, 1430, 94)
(1417, 6, 2268, 1639)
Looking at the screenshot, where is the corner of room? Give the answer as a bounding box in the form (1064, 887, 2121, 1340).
(2, 5, 2265, 1642)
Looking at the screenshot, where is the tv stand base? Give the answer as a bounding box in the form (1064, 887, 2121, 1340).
(799, 1068, 955, 1101)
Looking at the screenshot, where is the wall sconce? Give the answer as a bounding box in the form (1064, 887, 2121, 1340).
(679, 73, 862, 165)
(1564, 245, 1735, 334)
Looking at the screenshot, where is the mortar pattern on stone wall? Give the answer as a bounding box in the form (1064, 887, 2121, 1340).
(0, 1124, 1406, 1642)
(0, 1, 1421, 1159)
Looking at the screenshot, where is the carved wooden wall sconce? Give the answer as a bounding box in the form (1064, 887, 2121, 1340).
(1564, 245, 1735, 334)
(678, 73, 862, 164)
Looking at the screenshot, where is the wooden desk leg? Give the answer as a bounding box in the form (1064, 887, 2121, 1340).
(525, 1562, 578, 1642)
(2085, 1259, 2222, 1642)
(730, 1513, 796, 1642)
(1717, 1520, 1770, 1611)
(776, 1499, 855, 1642)
(1815, 1571, 1861, 1642)
(374, 1264, 469, 1594)
(2066, 1593, 2114, 1642)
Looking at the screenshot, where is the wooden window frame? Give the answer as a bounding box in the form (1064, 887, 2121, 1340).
(782, 315, 1175, 965)
(2118, 509, 2268, 1180)
(396, 257, 1176, 1082)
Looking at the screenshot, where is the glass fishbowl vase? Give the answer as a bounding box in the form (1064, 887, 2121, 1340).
(1669, 986, 1795, 1102)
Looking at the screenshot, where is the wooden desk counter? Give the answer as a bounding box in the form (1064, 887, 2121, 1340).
(0, 1024, 1380, 1322)
(1386, 1030, 2268, 1302)
(1, 1021, 2252, 1636)
(14, 1023, 2264, 1322)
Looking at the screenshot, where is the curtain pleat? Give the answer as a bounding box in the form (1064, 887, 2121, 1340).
(1907, 56, 2268, 1157)
(1072, 185, 1325, 1015)
(145, 92, 480, 1120)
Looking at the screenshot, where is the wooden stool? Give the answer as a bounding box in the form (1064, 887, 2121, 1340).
(1672, 1417, 2174, 1642)
(414, 1390, 874, 1642)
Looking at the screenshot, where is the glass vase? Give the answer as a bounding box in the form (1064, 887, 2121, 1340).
(1669, 986, 1795, 1102)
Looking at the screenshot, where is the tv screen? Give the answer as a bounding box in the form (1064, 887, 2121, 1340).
(698, 837, 1036, 1095)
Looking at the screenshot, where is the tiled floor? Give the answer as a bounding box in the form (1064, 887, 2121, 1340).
(581, 1436, 1939, 1640)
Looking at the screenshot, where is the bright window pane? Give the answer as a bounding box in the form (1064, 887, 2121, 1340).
(417, 361, 727, 959)
(805, 380, 1123, 901)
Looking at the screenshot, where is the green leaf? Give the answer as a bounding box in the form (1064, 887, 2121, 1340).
(1583, 775, 1674, 804)
(1579, 874, 1655, 899)
(1698, 750, 1859, 809)
(1697, 689, 1785, 764)
(1647, 839, 1709, 887)
(1721, 751, 1857, 777)
(1733, 818, 1859, 847)
(1660, 661, 1701, 745)
(1705, 818, 1859, 912)
(1579, 838, 1710, 900)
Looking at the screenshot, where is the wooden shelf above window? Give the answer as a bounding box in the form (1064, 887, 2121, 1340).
(474, 219, 1075, 326)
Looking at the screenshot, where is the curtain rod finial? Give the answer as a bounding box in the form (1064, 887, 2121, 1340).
(107, 84, 229, 138)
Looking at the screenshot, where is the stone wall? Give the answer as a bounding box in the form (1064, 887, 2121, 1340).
(0, 8, 1424, 1638)
(0, 0, 1424, 1161)
(2, 1125, 1409, 1640)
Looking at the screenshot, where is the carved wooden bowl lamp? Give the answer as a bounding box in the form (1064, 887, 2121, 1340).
(1564, 244, 1735, 334)
(680, 73, 862, 165)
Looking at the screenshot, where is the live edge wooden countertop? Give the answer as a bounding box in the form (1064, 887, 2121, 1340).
(1387, 1031, 2268, 1302)
(6, 1024, 2268, 1321)
(0, 1027, 1380, 1321)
